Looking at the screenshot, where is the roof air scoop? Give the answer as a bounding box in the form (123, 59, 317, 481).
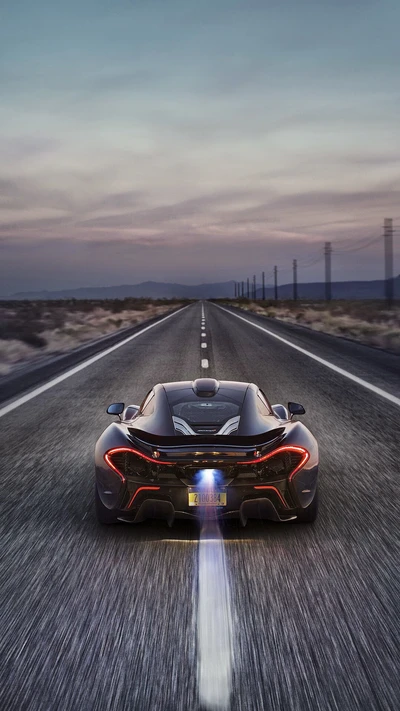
(192, 378, 220, 397)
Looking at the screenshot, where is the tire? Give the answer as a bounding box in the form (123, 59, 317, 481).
(295, 489, 318, 523)
(95, 485, 119, 525)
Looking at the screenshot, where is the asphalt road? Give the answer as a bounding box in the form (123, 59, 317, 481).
(0, 302, 399, 711)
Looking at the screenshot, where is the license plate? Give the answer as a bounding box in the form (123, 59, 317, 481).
(188, 489, 227, 507)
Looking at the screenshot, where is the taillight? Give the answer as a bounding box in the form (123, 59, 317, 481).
(104, 447, 176, 482)
(127, 486, 160, 508)
(253, 485, 288, 507)
(239, 445, 309, 479)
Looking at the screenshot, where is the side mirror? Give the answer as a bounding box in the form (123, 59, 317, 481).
(288, 402, 305, 417)
(106, 402, 125, 418)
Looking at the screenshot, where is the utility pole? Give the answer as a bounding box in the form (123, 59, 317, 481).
(324, 242, 332, 301)
(262, 271, 265, 300)
(253, 274, 256, 300)
(274, 266, 278, 301)
(247, 277, 250, 299)
(384, 218, 394, 306)
(293, 259, 298, 301)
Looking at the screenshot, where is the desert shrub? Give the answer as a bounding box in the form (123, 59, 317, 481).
(109, 300, 125, 314)
(20, 332, 47, 348)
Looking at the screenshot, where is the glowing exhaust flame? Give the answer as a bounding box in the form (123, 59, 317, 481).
(196, 468, 220, 488)
(197, 469, 233, 710)
(201, 468, 215, 486)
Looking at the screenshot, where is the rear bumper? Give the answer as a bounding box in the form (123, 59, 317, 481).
(96, 464, 318, 525)
(112, 486, 299, 525)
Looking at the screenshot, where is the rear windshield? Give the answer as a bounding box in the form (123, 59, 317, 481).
(167, 390, 243, 425)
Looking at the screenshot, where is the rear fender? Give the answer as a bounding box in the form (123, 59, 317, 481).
(280, 421, 319, 507)
(95, 422, 131, 508)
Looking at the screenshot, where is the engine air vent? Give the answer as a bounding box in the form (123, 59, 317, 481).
(192, 378, 219, 397)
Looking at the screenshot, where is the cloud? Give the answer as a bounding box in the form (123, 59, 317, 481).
(1, 0, 400, 293)
(0, 176, 75, 213)
(77, 188, 266, 229)
(0, 136, 60, 162)
(90, 190, 146, 212)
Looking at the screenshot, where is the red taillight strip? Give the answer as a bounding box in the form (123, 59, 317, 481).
(238, 445, 309, 475)
(104, 451, 126, 482)
(104, 446, 176, 482)
(126, 486, 161, 509)
(288, 448, 310, 481)
(253, 485, 288, 508)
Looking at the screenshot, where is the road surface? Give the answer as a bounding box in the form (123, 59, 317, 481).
(0, 301, 399, 711)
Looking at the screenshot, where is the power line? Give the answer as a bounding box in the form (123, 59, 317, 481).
(298, 251, 325, 268)
(334, 235, 381, 254)
(241, 219, 397, 303)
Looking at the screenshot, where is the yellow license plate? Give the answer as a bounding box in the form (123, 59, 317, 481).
(188, 490, 227, 507)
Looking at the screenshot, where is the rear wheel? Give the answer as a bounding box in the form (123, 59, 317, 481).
(95, 485, 119, 524)
(295, 489, 318, 523)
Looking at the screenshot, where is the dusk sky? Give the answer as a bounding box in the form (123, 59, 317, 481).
(1, 0, 399, 295)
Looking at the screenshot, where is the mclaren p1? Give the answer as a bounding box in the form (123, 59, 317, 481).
(95, 378, 319, 526)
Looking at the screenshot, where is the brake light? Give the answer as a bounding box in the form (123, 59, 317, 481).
(104, 447, 176, 481)
(127, 486, 160, 509)
(253, 485, 288, 507)
(104, 451, 126, 482)
(238, 445, 309, 477)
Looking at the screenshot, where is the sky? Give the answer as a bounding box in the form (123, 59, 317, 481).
(1, 0, 400, 295)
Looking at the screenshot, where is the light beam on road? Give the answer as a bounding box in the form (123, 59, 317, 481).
(197, 470, 233, 710)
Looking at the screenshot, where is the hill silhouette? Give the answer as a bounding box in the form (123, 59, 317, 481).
(4, 276, 400, 300)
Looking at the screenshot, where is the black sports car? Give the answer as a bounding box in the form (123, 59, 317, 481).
(95, 378, 319, 526)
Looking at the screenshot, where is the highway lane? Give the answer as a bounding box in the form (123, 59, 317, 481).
(205, 303, 399, 711)
(0, 301, 399, 711)
(214, 303, 400, 400)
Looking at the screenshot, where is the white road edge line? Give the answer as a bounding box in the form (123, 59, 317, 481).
(214, 304, 400, 409)
(201, 359, 209, 369)
(0, 306, 190, 419)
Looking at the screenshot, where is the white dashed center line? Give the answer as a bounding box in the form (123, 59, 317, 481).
(200, 304, 209, 371)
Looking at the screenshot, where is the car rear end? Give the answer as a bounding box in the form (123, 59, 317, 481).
(99, 429, 318, 525)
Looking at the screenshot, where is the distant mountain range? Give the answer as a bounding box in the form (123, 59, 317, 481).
(3, 276, 400, 300)
(256, 275, 400, 300)
(5, 280, 237, 300)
